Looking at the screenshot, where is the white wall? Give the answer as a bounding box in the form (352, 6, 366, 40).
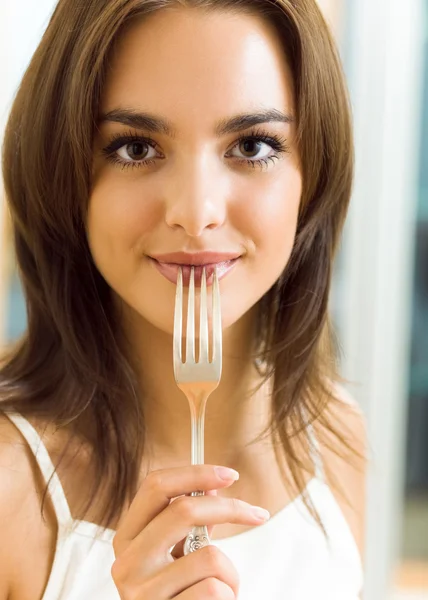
(341, 0, 425, 598)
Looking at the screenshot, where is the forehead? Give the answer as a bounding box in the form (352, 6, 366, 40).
(101, 7, 296, 132)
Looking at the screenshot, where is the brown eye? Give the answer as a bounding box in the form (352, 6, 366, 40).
(238, 139, 264, 158)
(118, 142, 149, 161)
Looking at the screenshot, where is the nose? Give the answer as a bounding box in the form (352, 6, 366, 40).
(164, 157, 227, 236)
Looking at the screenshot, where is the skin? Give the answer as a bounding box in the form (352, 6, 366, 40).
(89, 7, 301, 481)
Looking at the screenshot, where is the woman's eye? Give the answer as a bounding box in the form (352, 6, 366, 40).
(116, 141, 154, 162)
(229, 139, 274, 161)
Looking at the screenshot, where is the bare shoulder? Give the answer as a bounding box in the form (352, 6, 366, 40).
(0, 412, 58, 600)
(314, 383, 368, 564)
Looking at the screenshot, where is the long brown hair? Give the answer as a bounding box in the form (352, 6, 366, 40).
(1, 0, 362, 537)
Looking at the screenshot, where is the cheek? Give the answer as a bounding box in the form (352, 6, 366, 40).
(231, 168, 302, 255)
(87, 178, 159, 264)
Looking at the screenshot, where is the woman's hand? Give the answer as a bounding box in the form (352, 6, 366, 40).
(111, 464, 270, 599)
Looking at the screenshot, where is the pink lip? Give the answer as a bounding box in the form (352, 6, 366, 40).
(150, 251, 241, 266)
(149, 258, 239, 286)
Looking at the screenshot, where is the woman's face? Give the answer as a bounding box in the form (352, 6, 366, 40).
(89, 7, 302, 336)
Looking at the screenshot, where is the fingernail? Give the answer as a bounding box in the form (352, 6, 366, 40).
(214, 466, 240, 481)
(251, 507, 271, 521)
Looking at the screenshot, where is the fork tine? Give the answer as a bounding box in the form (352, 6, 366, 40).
(173, 266, 183, 368)
(212, 266, 222, 363)
(199, 267, 209, 363)
(186, 266, 195, 363)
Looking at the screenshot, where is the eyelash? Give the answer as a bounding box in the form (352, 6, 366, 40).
(101, 127, 289, 172)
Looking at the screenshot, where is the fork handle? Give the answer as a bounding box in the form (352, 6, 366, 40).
(183, 399, 210, 555)
(184, 493, 210, 555)
(184, 492, 211, 555)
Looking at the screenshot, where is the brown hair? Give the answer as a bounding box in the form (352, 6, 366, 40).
(1, 0, 362, 537)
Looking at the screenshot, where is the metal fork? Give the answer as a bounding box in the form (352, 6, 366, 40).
(173, 264, 223, 555)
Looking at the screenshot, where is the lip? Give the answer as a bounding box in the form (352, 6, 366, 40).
(150, 251, 242, 266)
(149, 257, 240, 286)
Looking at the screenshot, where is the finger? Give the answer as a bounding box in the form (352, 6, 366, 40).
(137, 545, 239, 600)
(173, 576, 235, 599)
(114, 465, 239, 551)
(128, 492, 268, 567)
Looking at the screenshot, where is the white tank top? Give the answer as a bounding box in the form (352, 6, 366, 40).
(5, 411, 364, 599)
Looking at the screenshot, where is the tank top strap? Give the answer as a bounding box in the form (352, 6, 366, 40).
(5, 411, 74, 529)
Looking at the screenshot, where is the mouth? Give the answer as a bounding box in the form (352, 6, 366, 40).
(149, 258, 239, 286)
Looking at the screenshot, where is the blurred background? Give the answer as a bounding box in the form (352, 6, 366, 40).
(0, 1, 427, 599)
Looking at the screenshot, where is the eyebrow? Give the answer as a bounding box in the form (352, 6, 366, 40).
(97, 107, 294, 138)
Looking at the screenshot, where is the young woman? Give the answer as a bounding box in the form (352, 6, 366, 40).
(0, 0, 367, 598)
